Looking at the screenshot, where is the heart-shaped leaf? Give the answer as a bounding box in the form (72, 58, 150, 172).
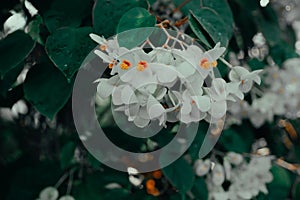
(24, 61, 73, 119)
(45, 27, 95, 81)
(0, 31, 34, 78)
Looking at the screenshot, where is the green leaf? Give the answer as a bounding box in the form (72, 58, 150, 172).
(191, 177, 208, 200)
(6, 162, 61, 200)
(247, 58, 266, 71)
(188, 122, 208, 161)
(45, 27, 95, 81)
(117, 7, 156, 33)
(0, 61, 24, 96)
(188, 14, 212, 48)
(73, 170, 129, 200)
(117, 7, 156, 49)
(102, 189, 130, 200)
(218, 128, 252, 153)
(93, 0, 148, 37)
(162, 158, 195, 194)
(24, 62, 73, 119)
(256, 16, 281, 46)
(293, 181, 300, 200)
(43, 0, 93, 33)
(27, 15, 44, 45)
(0, 31, 35, 78)
(60, 142, 76, 169)
(267, 165, 292, 200)
(201, 0, 234, 30)
(190, 8, 229, 47)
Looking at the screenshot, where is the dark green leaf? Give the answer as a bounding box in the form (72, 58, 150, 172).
(218, 128, 251, 153)
(293, 181, 300, 200)
(60, 141, 76, 169)
(43, 0, 93, 33)
(102, 189, 130, 200)
(73, 170, 129, 200)
(117, 7, 156, 33)
(162, 158, 195, 194)
(188, 14, 212, 48)
(191, 177, 208, 200)
(247, 58, 266, 71)
(45, 27, 95, 81)
(0, 62, 24, 96)
(27, 15, 44, 45)
(0, 31, 35, 78)
(24, 62, 73, 119)
(201, 0, 234, 30)
(267, 165, 291, 200)
(6, 162, 61, 200)
(93, 0, 148, 37)
(117, 7, 156, 49)
(190, 8, 229, 47)
(188, 122, 208, 161)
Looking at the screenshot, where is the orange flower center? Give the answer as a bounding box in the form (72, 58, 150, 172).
(137, 61, 148, 71)
(120, 60, 131, 70)
(108, 59, 118, 69)
(100, 44, 107, 51)
(200, 58, 218, 69)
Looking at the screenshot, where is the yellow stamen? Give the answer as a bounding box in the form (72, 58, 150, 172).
(120, 60, 131, 70)
(136, 61, 148, 71)
(200, 58, 218, 69)
(211, 60, 218, 67)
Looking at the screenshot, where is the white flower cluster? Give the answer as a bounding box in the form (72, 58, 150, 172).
(91, 32, 263, 128)
(227, 58, 300, 128)
(37, 187, 75, 200)
(194, 152, 274, 200)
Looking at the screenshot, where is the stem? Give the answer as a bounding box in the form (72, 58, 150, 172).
(173, 0, 191, 13)
(66, 169, 75, 195)
(219, 57, 233, 69)
(54, 173, 69, 188)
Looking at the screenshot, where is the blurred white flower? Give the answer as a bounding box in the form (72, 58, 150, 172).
(3, 11, 27, 36)
(58, 196, 75, 200)
(212, 163, 225, 186)
(229, 66, 263, 93)
(194, 159, 211, 176)
(38, 187, 59, 200)
(24, 0, 38, 17)
(226, 152, 243, 165)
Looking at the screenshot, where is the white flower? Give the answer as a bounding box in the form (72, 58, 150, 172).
(175, 43, 226, 79)
(178, 89, 210, 124)
(205, 78, 227, 120)
(226, 152, 243, 165)
(24, 0, 38, 17)
(3, 11, 27, 36)
(194, 159, 211, 176)
(38, 187, 59, 200)
(96, 75, 120, 99)
(229, 66, 263, 93)
(58, 196, 75, 200)
(212, 163, 225, 186)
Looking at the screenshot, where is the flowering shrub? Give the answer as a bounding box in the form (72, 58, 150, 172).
(0, 0, 300, 200)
